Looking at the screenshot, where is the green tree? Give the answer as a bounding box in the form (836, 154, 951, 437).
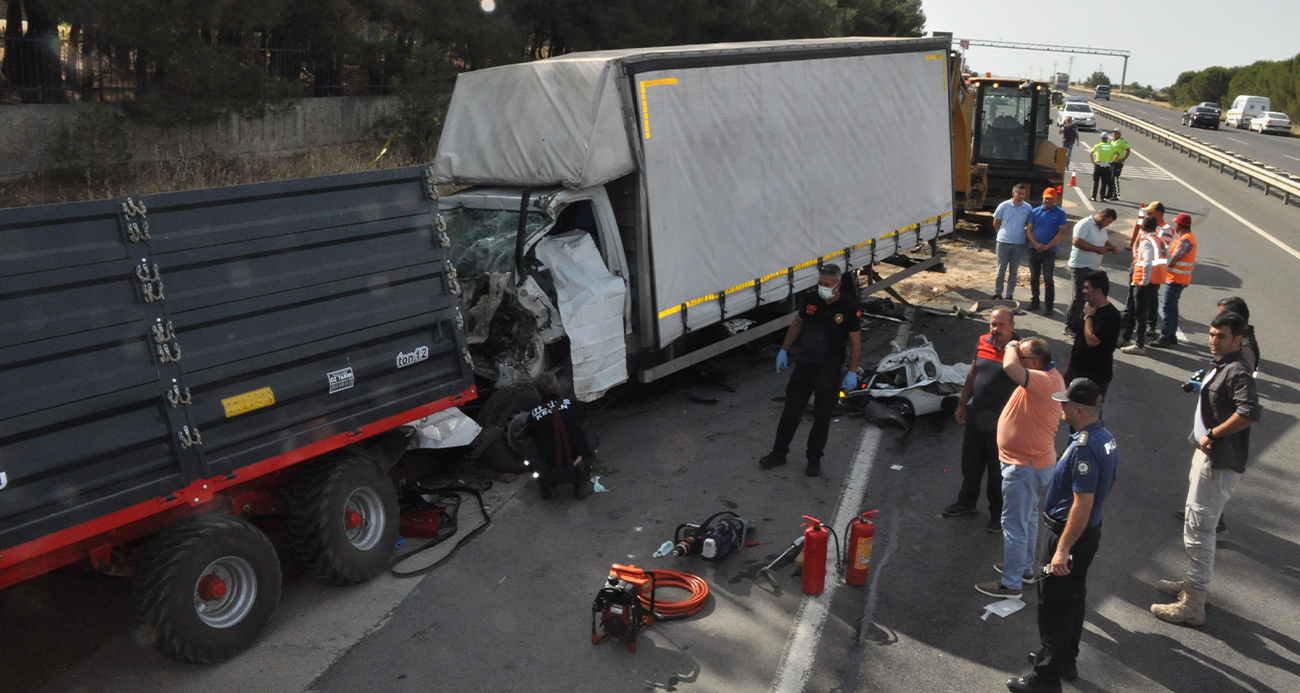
(1083, 70, 1110, 88)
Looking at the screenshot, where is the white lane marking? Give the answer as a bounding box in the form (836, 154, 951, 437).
(1286, 155, 1300, 163)
(1226, 137, 1249, 146)
(1177, 327, 1190, 345)
(1128, 149, 1300, 262)
(769, 426, 882, 693)
(769, 312, 908, 693)
(1073, 184, 1096, 212)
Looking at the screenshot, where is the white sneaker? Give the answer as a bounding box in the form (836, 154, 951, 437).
(1121, 344, 1146, 355)
(1116, 338, 1133, 348)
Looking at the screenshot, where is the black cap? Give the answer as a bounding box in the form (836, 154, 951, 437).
(1052, 378, 1104, 406)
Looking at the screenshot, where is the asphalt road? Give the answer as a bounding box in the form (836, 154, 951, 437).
(1069, 89, 1300, 176)
(10, 124, 1300, 693)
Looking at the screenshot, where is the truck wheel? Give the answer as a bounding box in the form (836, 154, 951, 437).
(285, 455, 400, 585)
(476, 386, 541, 473)
(133, 513, 282, 664)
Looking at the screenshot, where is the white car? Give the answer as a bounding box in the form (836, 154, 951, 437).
(1057, 102, 1097, 130)
(1249, 111, 1292, 135)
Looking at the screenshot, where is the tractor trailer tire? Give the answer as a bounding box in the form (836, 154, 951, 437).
(133, 513, 282, 664)
(476, 386, 541, 473)
(284, 455, 400, 585)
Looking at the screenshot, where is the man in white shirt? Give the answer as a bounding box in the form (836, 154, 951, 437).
(1064, 209, 1119, 336)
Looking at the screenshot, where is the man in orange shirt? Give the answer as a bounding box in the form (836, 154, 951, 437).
(976, 337, 1066, 599)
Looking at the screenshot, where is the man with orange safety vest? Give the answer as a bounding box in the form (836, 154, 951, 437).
(1122, 202, 1172, 340)
(1151, 214, 1197, 348)
(1120, 217, 1167, 355)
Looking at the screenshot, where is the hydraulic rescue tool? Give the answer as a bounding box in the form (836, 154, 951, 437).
(590, 564, 709, 653)
(662, 511, 756, 561)
(755, 535, 805, 589)
(843, 510, 880, 587)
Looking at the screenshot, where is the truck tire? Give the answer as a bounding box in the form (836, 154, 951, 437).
(476, 386, 541, 473)
(284, 455, 400, 585)
(133, 513, 282, 664)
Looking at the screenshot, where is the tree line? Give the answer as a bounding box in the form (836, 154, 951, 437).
(2, 0, 925, 154)
(1166, 53, 1300, 120)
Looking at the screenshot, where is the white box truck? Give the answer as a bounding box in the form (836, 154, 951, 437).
(1226, 95, 1271, 129)
(431, 38, 955, 453)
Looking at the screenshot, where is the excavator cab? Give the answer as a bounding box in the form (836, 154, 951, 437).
(951, 69, 1064, 210)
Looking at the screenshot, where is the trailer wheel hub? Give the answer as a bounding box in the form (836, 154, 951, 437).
(197, 573, 228, 601)
(344, 509, 363, 531)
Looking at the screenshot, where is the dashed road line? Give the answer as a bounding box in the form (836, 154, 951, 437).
(1226, 137, 1249, 146)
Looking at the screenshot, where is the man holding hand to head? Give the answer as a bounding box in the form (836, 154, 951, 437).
(976, 337, 1065, 599)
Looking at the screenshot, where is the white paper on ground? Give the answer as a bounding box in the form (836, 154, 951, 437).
(981, 598, 1026, 621)
(534, 231, 629, 401)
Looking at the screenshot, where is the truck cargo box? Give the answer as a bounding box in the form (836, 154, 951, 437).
(0, 166, 475, 560)
(433, 37, 954, 350)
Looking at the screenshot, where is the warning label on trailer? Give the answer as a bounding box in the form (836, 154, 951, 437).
(328, 367, 355, 394)
(221, 386, 276, 418)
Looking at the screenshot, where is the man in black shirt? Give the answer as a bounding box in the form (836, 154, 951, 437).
(526, 373, 595, 499)
(943, 307, 1019, 532)
(760, 264, 861, 477)
(1064, 270, 1121, 394)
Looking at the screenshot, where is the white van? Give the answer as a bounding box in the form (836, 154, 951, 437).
(1225, 95, 1271, 129)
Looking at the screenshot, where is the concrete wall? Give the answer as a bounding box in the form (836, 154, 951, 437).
(0, 96, 400, 180)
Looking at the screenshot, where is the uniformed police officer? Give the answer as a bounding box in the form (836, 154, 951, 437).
(1009, 378, 1119, 693)
(759, 264, 861, 477)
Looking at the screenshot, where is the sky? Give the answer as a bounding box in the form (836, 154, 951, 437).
(922, 0, 1299, 88)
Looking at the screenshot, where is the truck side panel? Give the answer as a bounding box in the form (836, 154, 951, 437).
(0, 167, 474, 554)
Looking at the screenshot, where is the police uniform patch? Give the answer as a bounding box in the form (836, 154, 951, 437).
(1076, 430, 1090, 446)
(1076, 460, 1090, 476)
(806, 305, 818, 315)
(835, 313, 843, 324)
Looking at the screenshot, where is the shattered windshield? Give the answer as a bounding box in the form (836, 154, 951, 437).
(443, 208, 550, 276)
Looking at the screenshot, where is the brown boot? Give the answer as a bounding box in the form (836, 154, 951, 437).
(1156, 578, 1211, 604)
(1151, 587, 1208, 626)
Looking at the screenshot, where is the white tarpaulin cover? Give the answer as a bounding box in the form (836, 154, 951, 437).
(533, 231, 629, 401)
(642, 49, 953, 346)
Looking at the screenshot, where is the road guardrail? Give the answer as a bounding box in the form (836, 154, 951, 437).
(1091, 102, 1300, 208)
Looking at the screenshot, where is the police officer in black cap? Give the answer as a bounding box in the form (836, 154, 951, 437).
(1009, 378, 1119, 693)
(759, 264, 861, 477)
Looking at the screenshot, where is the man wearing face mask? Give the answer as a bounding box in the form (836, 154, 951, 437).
(760, 264, 861, 477)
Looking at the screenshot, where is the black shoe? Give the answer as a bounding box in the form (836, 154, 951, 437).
(574, 480, 590, 500)
(539, 485, 558, 500)
(992, 294, 1003, 300)
(1028, 299, 1041, 311)
(1026, 653, 1078, 682)
(1007, 672, 1061, 693)
(759, 452, 787, 469)
(1042, 306, 1053, 316)
(986, 516, 1002, 533)
(943, 502, 978, 517)
(805, 459, 822, 477)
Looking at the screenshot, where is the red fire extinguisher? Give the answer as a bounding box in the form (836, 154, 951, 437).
(844, 510, 879, 587)
(801, 516, 841, 596)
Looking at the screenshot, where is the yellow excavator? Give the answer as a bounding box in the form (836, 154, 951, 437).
(951, 54, 1066, 211)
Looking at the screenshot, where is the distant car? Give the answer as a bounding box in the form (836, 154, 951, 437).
(1182, 106, 1220, 130)
(1057, 101, 1097, 130)
(1249, 111, 1292, 135)
(1094, 84, 1111, 100)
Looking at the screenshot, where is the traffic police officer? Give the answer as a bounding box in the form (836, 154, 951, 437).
(1009, 378, 1118, 693)
(759, 264, 861, 477)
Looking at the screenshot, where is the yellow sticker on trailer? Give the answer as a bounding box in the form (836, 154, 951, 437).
(221, 387, 276, 418)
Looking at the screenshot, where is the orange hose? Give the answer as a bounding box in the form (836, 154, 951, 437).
(643, 569, 710, 618)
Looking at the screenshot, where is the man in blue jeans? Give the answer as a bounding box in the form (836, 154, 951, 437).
(1151, 213, 1197, 348)
(993, 184, 1032, 300)
(1025, 188, 1070, 315)
(976, 337, 1065, 599)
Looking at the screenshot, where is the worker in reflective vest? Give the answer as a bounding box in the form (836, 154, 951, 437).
(1120, 216, 1167, 355)
(1153, 213, 1197, 348)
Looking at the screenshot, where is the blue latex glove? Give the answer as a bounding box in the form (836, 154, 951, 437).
(776, 350, 789, 372)
(842, 372, 858, 391)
